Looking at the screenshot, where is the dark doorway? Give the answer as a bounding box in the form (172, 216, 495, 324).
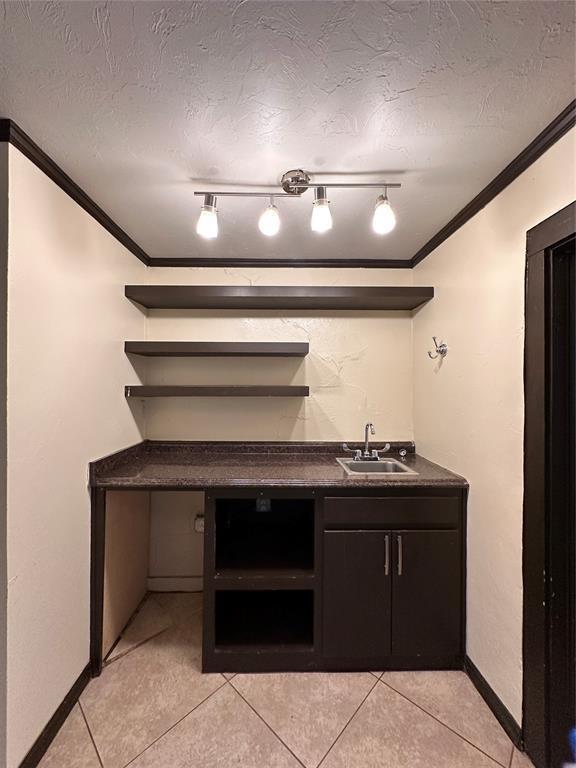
(523, 202, 575, 768)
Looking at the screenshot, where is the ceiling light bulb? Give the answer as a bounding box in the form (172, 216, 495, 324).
(372, 193, 396, 234)
(311, 186, 332, 233)
(311, 200, 332, 233)
(258, 200, 281, 237)
(196, 194, 218, 239)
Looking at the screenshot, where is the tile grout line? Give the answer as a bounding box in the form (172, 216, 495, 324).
(316, 675, 381, 768)
(105, 627, 172, 667)
(121, 677, 229, 768)
(379, 679, 509, 768)
(228, 679, 308, 768)
(78, 700, 105, 768)
(508, 743, 515, 767)
(103, 593, 155, 662)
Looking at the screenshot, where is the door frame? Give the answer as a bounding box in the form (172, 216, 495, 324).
(523, 201, 575, 767)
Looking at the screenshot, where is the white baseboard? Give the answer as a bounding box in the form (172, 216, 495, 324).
(147, 576, 203, 592)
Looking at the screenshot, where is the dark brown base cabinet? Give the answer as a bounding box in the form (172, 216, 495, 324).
(202, 488, 466, 673)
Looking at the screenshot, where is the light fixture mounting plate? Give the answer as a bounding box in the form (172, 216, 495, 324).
(281, 169, 310, 195)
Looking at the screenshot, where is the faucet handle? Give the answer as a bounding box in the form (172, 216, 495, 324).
(343, 443, 362, 461)
(371, 443, 391, 459)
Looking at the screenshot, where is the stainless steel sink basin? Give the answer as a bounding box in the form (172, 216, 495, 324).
(336, 457, 418, 476)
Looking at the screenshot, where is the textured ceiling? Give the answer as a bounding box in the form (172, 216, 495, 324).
(0, 0, 574, 263)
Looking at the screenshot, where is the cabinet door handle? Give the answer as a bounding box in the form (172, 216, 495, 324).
(397, 535, 403, 576)
(384, 534, 390, 576)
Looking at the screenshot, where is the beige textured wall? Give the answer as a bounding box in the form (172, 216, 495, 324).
(103, 492, 151, 658)
(6, 147, 146, 768)
(143, 267, 415, 443)
(148, 491, 204, 591)
(413, 128, 576, 724)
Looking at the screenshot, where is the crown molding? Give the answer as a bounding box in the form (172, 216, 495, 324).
(410, 100, 576, 267)
(2, 101, 574, 270)
(0, 119, 150, 265)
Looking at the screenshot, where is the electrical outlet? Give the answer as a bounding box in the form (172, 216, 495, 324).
(256, 497, 271, 512)
(194, 514, 205, 533)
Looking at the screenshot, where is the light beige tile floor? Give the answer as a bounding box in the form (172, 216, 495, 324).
(231, 670, 376, 767)
(40, 593, 537, 768)
(38, 704, 100, 768)
(383, 670, 513, 765)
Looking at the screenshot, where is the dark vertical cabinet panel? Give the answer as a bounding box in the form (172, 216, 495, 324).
(392, 530, 461, 657)
(322, 531, 391, 658)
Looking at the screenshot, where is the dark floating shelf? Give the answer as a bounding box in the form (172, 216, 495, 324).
(124, 341, 309, 357)
(125, 385, 309, 398)
(125, 285, 434, 311)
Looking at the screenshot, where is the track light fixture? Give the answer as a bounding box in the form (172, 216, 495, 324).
(196, 194, 218, 239)
(194, 170, 400, 239)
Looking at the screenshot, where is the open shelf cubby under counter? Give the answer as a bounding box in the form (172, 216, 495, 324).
(214, 497, 315, 577)
(204, 491, 319, 671)
(214, 590, 314, 651)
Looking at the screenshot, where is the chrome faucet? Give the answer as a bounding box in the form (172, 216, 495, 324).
(342, 423, 391, 461)
(364, 422, 375, 457)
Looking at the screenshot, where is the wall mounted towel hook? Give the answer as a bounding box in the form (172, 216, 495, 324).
(428, 336, 448, 360)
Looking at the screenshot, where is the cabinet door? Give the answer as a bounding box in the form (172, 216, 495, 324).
(323, 531, 391, 658)
(392, 530, 462, 657)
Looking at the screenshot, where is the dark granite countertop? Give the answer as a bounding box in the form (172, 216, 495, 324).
(90, 441, 467, 490)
